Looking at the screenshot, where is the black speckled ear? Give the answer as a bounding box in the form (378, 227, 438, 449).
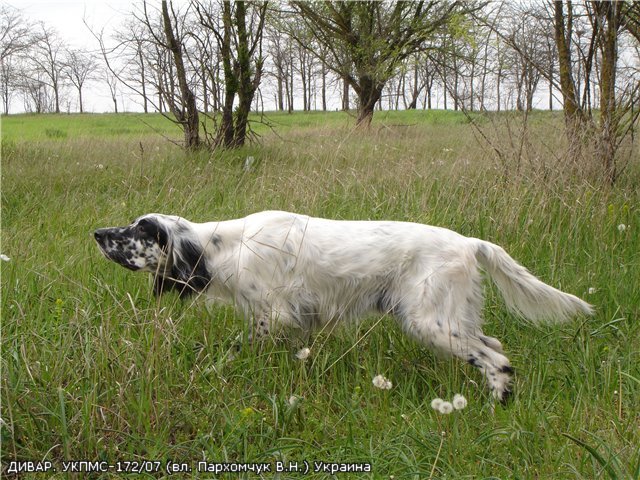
(167, 238, 211, 299)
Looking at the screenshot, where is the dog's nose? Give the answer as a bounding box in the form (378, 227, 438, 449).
(94, 229, 107, 242)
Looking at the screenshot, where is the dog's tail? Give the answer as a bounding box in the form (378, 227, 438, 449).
(473, 239, 594, 322)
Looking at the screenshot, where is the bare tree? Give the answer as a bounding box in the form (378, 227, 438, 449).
(265, 20, 289, 111)
(111, 18, 154, 113)
(30, 23, 66, 113)
(63, 49, 98, 113)
(1, 6, 43, 114)
(104, 70, 119, 113)
(0, 55, 14, 113)
(554, 2, 587, 134)
(159, 0, 200, 149)
(0, 4, 37, 62)
(195, 0, 267, 148)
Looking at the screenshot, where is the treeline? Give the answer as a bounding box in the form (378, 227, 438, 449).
(1, 1, 639, 182)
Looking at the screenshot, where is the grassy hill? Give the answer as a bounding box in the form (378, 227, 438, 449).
(2, 110, 639, 478)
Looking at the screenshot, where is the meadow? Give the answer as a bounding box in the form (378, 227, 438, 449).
(1, 110, 639, 478)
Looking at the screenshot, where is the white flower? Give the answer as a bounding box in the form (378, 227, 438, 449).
(372, 374, 393, 390)
(96, 164, 104, 170)
(588, 287, 597, 294)
(430, 398, 444, 411)
(295, 347, 311, 361)
(452, 394, 468, 410)
(0, 254, 10, 262)
(617, 224, 627, 232)
(438, 401, 454, 414)
(288, 395, 302, 407)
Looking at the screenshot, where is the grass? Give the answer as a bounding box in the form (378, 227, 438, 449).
(1, 110, 639, 478)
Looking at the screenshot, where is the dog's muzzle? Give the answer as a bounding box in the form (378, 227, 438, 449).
(94, 228, 109, 244)
(94, 227, 141, 271)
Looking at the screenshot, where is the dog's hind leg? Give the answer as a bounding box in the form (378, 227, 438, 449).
(402, 313, 514, 403)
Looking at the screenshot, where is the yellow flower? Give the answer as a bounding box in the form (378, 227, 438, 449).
(240, 407, 255, 418)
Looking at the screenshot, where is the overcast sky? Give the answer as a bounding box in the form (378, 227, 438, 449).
(8, 0, 148, 112)
(17, 1, 132, 48)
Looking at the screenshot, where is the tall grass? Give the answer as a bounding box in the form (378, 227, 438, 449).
(1, 111, 639, 478)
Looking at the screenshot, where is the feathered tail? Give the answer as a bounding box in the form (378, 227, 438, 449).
(474, 239, 594, 322)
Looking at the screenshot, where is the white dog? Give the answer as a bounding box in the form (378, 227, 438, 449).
(95, 210, 593, 402)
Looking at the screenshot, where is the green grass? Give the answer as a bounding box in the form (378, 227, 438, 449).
(1, 111, 639, 478)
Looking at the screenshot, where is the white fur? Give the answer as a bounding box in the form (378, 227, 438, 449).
(101, 210, 594, 401)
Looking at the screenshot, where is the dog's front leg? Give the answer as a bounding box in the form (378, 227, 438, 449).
(249, 312, 271, 343)
(231, 311, 271, 354)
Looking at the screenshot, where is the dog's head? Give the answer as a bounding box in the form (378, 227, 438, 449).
(94, 214, 211, 298)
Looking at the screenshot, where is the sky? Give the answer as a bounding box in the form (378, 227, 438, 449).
(17, 1, 133, 48)
(9, 0, 148, 112)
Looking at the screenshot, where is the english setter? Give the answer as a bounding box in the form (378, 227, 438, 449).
(94, 210, 593, 402)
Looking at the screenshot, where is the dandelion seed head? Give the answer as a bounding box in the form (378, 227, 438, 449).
(617, 224, 627, 232)
(295, 347, 311, 360)
(0, 254, 10, 262)
(438, 401, 454, 414)
(372, 374, 393, 390)
(452, 393, 468, 410)
(431, 398, 444, 410)
(588, 287, 597, 294)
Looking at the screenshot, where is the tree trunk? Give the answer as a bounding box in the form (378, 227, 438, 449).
(53, 82, 60, 113)
(218, 0, 236, 147)
(139, 48, 148, 113)
(596, 1, 620, 184)
(161, 0, 200, 150)
(408, 63, 419, 109)
(321, 61, 327, 111)
(233, 0, 261, 147)
(355, 77, 383, 127)
(554, 1, 584, 138)
(342, 77, 349, 111)
(277, 70, 284, 111)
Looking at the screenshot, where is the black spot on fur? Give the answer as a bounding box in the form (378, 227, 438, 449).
(171, 239, 211, 298)
(467, 356, 479, 368)
(499, 387, 513, 405)
(499, 365, 515, 375)
(155, 237, 211, 299)
(376, 289, 392, 313)
(137, 218, 169, 249)
(376, 289, 403, 317)
(210, 234, 222, 249)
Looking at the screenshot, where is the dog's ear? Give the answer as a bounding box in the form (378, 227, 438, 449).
(168, 238, 211, 298)
(153, 271, 180, 296)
